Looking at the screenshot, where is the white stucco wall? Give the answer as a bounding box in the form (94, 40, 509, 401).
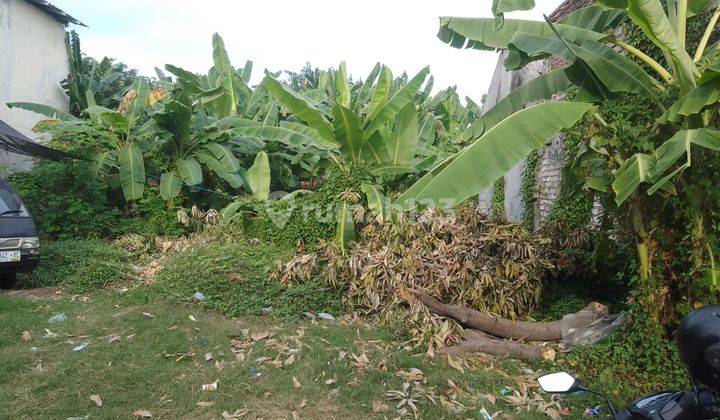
(0, 0, 69, 174)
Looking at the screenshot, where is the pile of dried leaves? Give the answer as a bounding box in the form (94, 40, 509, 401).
(277, 205, 553, 346)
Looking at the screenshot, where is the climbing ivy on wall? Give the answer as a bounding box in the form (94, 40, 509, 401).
(520, 150, 539, 230)
(491, 177, 505, 220)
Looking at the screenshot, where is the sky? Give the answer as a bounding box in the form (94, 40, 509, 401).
(53, 0, 563, 103)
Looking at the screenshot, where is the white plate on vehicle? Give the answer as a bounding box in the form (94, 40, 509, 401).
(0, 251, 21, 262)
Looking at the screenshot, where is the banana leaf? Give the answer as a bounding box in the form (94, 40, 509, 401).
(6, 102, 78, 121)
(364, 67, 429, 136)
(657, 80, 720, 124)
(118, 143, 145, 201)
(397, 102, 595, 208)
(335, 202, 356, 255)
(508, 34, 660, 105)
(264, 76, 335, 142)
(246, 151, 271, 201)
(386, 103, 418, 167)
(332, 104, 365, 163)
(462, 66, 576, 141)
(204, 142, 241, 173)
(353, 62, 382, 113)
(361, 183, 391, 223)
(177, 157, 203, 186)
(437, 17, 607, 51)
(211, 33, 238, 117)
(627, 0, 699, 90)
(612, 153, 654, 204)
(336, 62, 351, 108)
(558, 5, 626, 31)
(126, 77, 150, 125)
(159, 169, 183, 200)
(195, 149, 243, 188)
(366, 65, 394, 121)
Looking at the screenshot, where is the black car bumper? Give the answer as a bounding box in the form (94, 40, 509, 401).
(0, 249, 39, 273)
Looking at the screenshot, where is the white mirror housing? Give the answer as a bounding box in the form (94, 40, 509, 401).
(537, 372, 579, 394)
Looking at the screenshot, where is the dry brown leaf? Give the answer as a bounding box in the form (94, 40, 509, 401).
(447, 355, 464, 374)
(142, 312, 154, 318)
(324, 379, 337, 385)
(268, 356, 283, 368)
(350, 352, 370, 370)
(484, 394, 497, 405)
(284, 354, 295, 366)
(21, 331, 32, 342)
(372, 399, 389, 413)
(196, 401, 214, 408)
(34, 360, 43, 371)
(338, 351, 347, 361)
(133, 409, 153, 418)
(251, 332, 271, 341)
(222, 408, 249, 419)
(293, 376, 302, 388)
(227, 272, 244, 282)
(90, 394, 103, 407)
(292, 411, 300, 420)
(299, 398, 307, 409)
(396, 368, 424, 381)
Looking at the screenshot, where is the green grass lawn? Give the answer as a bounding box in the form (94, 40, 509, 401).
(0, 288, 594, 419)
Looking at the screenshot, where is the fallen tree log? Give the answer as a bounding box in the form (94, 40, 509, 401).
(412, 289, 609, 341)
(440, 329, 555, 361)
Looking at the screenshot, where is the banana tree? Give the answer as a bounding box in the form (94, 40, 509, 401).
(261, 63, 432, 173)
(400, 0, 720, 285)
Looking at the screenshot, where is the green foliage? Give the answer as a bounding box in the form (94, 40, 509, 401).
(568, 298, 689, 405)
(7, 161, 120, 240)
(240, 168, 373, 245)
(491, 177, 505, 220)
(119, 190, 186, 237)
(153, 241, 342, 317)
(19, 240, 132, 292)
(7, 161, 185, 240)
(63, 30, 138, 116)
(520, 150, 539, 230)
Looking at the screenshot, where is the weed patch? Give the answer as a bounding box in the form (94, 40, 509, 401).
(18, 240, 132, 292)
(153, 240, 342, 317)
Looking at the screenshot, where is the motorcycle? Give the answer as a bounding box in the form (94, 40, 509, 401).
(537, 371, 720, 419)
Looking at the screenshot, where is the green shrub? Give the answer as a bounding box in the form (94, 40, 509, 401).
(118, 189, 186, 237)
(19, 239, 133, 292)
(8, 161, 121, 240)
(568, 324, 688, 406)
(153, 241, 342, 317)
(239, 168, 374, 245)
(8, 161, 187, 240)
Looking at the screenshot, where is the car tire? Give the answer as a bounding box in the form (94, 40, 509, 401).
(0, 273, 17, 289)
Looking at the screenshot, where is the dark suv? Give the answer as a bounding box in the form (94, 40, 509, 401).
(0, 179, 39, 288)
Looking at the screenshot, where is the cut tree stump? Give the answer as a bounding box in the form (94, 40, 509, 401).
(440, 329, 555, 361)
(412, 289, 609, 342)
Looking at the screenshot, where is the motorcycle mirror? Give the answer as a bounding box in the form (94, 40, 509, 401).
(537, 372, 581, 394)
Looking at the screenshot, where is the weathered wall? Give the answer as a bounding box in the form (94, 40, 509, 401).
(0, 0, 69, 174)
(477, 52, 548, 225)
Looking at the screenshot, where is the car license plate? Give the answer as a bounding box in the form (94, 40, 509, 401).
(0, 251, 21, 262)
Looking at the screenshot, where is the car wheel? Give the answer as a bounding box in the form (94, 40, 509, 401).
(0, 273, 17, 289)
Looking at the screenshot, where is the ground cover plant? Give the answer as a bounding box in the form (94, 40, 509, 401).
(0, 289, 580, 419)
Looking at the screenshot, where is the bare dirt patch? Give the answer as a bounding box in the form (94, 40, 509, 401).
(0, 286, 62, 300)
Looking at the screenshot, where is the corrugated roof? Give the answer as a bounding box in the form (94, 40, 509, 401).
(23, 0, 85, 27)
